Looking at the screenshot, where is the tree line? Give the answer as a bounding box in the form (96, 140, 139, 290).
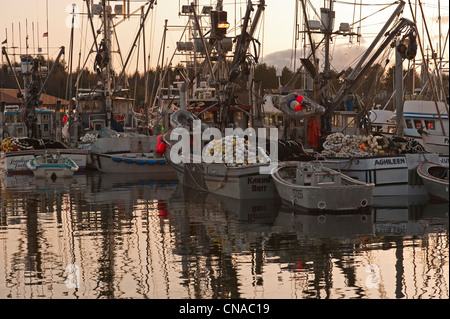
(254, 62, 449, 110)
(1, 55, 448, 111)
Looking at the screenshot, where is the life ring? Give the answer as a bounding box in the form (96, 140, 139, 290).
(318, 201, 326, 210)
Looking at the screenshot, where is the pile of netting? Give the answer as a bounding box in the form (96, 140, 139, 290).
(321, 133, 426, 157)
(80, 129, 121, 142)
(1, 137, 68, 152)
(203, 135, 271, 167)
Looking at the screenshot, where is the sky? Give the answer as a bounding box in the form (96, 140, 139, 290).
(0, 0, 448, 74)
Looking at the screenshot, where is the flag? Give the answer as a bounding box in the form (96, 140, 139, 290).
(43, 32, 48, 37)
(1, 39, 6, 44)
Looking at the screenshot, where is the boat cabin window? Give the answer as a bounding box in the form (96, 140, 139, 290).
(271, 115, 276, 125)
(332, 114, 343, 127)
(201, 112, 215, 123)
(405, 119, 413, 129)
(278, 116, 284, 126)
(235, 112, 244, 121)
(424, 120, 435, 130)
(91, 120, 105, 131)
(413, 119, 423, 129)
(372, 126, 382, 133)
(347, 116, 355, 127)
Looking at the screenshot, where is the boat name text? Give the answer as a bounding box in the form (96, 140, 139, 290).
(374, 158, 406, 166)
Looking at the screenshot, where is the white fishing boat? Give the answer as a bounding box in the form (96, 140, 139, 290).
(160, 1, 276, 199)
(88, 133, 175, 177)
(310, 0, 449, 197)
(417, 161, 449, 202)
(369, 98, 450, 155)
(27, 153, 79, 179)
(369, 98, 449, 153)
(65, 1, 165, 177)
(271, 161, 374, 211)
(365, 0, 449, 156)
(323, 152, 448, 197)
(166, 130, 278, 199)
(67, 1, 157, 142)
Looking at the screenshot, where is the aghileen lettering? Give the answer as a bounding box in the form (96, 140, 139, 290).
(374, 158, 406, 166)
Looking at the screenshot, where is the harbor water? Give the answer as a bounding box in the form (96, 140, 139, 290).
(0, 171, 448, 299)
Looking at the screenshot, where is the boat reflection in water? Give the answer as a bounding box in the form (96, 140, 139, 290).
(0, 173, 448, 299)
(275, 196, 448, 299)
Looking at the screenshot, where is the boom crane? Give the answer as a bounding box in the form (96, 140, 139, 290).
(326, 17, 417, 119)
(222, 0, 265, 129)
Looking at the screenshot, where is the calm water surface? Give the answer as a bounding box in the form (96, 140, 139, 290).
(0, 171, 448, 299)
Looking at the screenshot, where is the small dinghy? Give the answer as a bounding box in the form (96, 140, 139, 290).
(271, 161, 374, 212)
(27, 153, 79, 179)
(417, 161, 449, 202)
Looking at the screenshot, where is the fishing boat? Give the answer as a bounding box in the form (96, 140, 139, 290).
(270, 0, 449, 197)
(65, 1, 170, 176)
(320, 132, 448, 196)
(86, 131, 174, 176)
(91, 135, 176, 178)
(365, 0, 449, 155)
(1, 48, 88, 174)
(159, 1, 283, 199)
(27, 152, 79, 179)
(368, 97, 449, 155)
(271, 161, 374, 211)
(417, 161, 449, 202)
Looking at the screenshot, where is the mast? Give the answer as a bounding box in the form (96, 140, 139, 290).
(329, 1, 406, 114)
(104, 1, 113, 129)
(395, 40, 404, 137)
(407, 0, 447, 136)
(65, 4, 76, 103)
(322, 0, 334, 82)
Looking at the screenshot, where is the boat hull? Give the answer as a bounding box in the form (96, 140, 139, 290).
(323, 153, 449, 197)
(32, 165, 76, 179)
(91, 152, 177, 179)
(183, 162, 278, 200)
(417, 161, 449, 202)
(163, 132, 277, 199)
(272, 162, 374, 212)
